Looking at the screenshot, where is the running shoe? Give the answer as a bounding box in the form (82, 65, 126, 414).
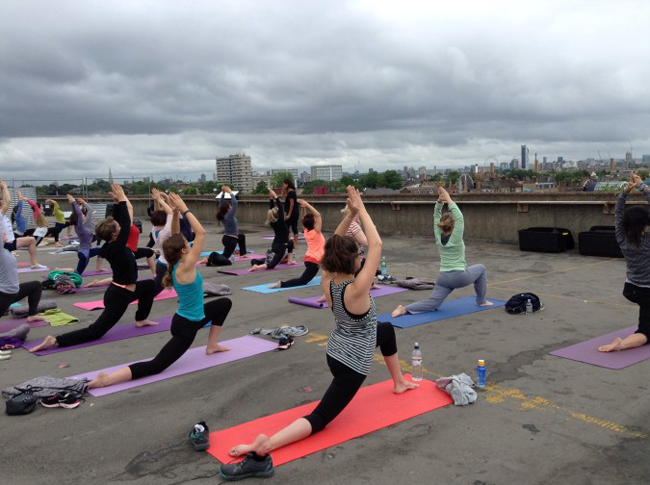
(219, 453, 274, 481)
(30, 264, 48, 270)
(277, 335, 294, 351)
(189, 421, 210, 451)
(40, 392, 84, 409)
(0, 354, 10, 361)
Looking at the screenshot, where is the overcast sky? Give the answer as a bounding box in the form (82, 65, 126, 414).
(1, 0, 648, 183)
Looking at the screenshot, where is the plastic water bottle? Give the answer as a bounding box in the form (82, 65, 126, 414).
(229, 255, 235, 265)
(477, 359, 486, 388)
(411, 343, 423, 381)
(380, 257, 387, 276)
(525, 298, 533, 315)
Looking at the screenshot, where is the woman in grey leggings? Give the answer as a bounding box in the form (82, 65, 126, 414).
(391, 186, 492, 317)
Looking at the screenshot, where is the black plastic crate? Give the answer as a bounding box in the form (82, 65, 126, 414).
(578, 226, 623, 258)
(518, 227, 574, 253)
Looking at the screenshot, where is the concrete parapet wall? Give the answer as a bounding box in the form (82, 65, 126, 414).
(46, 194, 634, 244)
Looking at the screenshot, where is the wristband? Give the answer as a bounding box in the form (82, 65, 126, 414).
(182, 210, 191, 216)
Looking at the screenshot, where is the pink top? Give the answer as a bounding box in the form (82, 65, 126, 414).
(26, 199, 41, 220)
(304, 228, 325, 264)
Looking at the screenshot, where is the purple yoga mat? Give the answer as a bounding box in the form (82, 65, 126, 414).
(261, 234, 304, 240)
(218, 263, 300, 276)
(17, 267, 50, 274)
(0, 318, 49, 334)
(288, 286, 409, 309)
(69, 335, 277, 396)
(23, 316, 173, 355)
(550, 325, 650, 370)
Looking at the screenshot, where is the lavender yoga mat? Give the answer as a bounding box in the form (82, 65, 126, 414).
(24, 316, 173, 355)
(72, 288, 178, 311)
(82, 269, 113, 276)
(17, 267, 50, 274)
(288, 286, 409, 308)
(69, 335, 277, 396)
(218, 263, 300, 276)
(549, 325, 650, 369)
(0, 318, 49, 334)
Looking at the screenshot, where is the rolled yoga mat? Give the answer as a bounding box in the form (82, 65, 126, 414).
(242, 277, 322, 294)
(377, 296, 506, 328)
(549, 325, 650, 370)
(288, 286, 409, 308)
(218, 263, 300, 276)
(72, 288, 178, 311)
(24, 315, 173, 355)
(69, 335, 277, 396)
(0, 318, 49, 334)
(207, 378, 452, 467)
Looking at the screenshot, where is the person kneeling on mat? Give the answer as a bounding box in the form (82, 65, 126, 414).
(391, 186, 493, 318)
(599, 172, 650, 353)
(220, 186, 418, 481)
(87, 192, 231, 389)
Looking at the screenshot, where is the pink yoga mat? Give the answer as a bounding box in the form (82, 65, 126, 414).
(72, 288, 178, 311)
(288, 286, 409, 308)
(24, 316, 173, 355)
(17, 267, 50, 274)
(218, 263, 300, 276)
(550, 325, 650, 369)
(261, 235, 304, 240)
(0, 318, 49, 334)
(76, 277, 153, 293)
(69, 335, 277, 396)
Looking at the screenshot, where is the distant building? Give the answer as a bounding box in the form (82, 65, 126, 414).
(311, 165, 343, 182)
(521, 145, 528, 169)
(216, 153, 253, 192)
(271, 168, 299, 181)
(199, 174, 207, 184)
(642, 154, 650, 164)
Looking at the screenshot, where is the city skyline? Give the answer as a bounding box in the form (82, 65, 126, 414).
(0, 1, 648, 180)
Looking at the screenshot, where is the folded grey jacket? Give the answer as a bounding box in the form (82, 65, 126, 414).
(396, 278, 435, 290)
(3, 376, 88, 399)
(203, 283, 232, 296)
(251, 325, 309, 339)
(435, 373, 477, 406)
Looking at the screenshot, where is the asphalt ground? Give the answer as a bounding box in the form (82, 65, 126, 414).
(0, 221, 648, 485)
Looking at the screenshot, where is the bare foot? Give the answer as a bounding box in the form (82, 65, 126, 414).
(26, 315, 47, 322)
(135, 319, 159, 328)
(88, 372, 109, 389)
(479, 301, 494, 307)
(248, 265, 261, 272)
(268, 281, 282, 289)
(85, 279, 103, 288)
(54, 243, 64, 248)
(371, 284, 381, 290)
(229, 434, 271, 457)
(315, 295, 326, 303)
(391, 305, 407, 318)
(287, 260, 298, 265)
(394, 378, 419, 394)
(206, 344, 230, 355)
(599, 337, 624, 352)
(29, 335, 58, 353)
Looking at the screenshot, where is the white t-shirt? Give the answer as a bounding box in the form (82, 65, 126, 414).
(151, 214, 173, 265)
(3, 216, 14, 243)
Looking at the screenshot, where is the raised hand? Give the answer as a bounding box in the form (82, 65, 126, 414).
(222, 185, 231, 193)
(269, 189, 277, 199)
(18, 191, 24, 200)
(110, 184, 126, 202)
(151, 187, 161, 200)
(167, 192, 188, 213)
(66, 194, 75, 203)
(438, 186, 452, 203)
(346, 185, 364, 214)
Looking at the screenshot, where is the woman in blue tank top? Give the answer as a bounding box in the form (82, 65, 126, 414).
(88, 193, 232, 389)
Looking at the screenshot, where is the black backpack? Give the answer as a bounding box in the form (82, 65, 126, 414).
(505, 292, 542, 314)
(206, 252, 232, 267)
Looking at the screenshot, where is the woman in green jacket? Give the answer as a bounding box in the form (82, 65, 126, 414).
(391, 186, 492, 317)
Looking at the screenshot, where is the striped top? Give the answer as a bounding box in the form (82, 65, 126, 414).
(326, 279, 377, 376)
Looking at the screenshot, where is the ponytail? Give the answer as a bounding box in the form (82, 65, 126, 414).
(162, 234, 187, 288)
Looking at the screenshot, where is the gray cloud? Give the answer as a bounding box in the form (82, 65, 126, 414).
(0, 0, 648, 180)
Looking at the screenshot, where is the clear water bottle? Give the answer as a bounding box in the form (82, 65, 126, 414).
(525, 298, 533, 315)
(229, 254, 235, 265)
(380, 257, 387, 276)
(411, 343, 423, 381)
(477, 359, 486, 388)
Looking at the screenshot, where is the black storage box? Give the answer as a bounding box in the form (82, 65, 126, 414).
(578, 226, 623, 258)
(133, 218, 143, 233)
(518, 227, 575, 253)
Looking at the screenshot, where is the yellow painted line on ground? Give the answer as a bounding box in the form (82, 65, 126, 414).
(490, 258, 618, 286)
(302, 331, 646, 440)
(489, 285, 636, 309)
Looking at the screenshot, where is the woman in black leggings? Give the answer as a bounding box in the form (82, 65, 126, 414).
(29, 185, 158, 353)
(248, 189, 294, 272)
(221, 186, 417, 481)
(87, 192, 231, 389)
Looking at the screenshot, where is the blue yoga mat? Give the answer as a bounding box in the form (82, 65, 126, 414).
(378, 296, 506, 328)
(242, 277, 322, 294)
(200, 250, 249, 257)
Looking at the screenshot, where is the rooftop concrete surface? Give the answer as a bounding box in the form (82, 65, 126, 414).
(0, 222, 648, 485)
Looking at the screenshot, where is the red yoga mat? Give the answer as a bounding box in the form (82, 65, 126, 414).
(207, 378, 452, 467)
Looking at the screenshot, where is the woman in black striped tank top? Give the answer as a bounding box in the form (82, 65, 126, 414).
(225, 186, 418, 475)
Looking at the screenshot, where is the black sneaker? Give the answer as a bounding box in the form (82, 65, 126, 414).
(219, 453, 274, 481)
(40, 392, 84, 409)
(277, 335, 294, 350)
(189, 421, 210, 451)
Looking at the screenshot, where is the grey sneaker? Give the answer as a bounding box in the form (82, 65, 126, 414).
(219, 453, 274, 481)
